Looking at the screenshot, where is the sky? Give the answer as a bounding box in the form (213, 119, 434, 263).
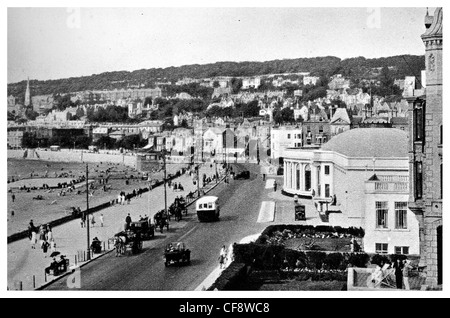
(6, 4, 435, 84)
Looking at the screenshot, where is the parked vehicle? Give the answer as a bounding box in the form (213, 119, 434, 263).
(154, 210, 170, 233)
(196, 196, 220, 222)
(113, 230, 143, 256)
(164, 242, 191, 267)
(234, 170, 250, 180)
(130, 218, 155, 240)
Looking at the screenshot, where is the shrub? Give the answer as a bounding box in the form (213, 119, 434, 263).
(347, 253, 370, 268)
(370, 254, 390, 266)
(324, 253, 344, 270)
(305, 251, 327, 270)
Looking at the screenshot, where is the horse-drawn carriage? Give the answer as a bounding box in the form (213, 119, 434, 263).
(130, 218, 155, 240)
(164, 242, 191, 267)
(168, 197, 188, 221)
(112, 229, 143, 256)
(153, 210, 170, 233)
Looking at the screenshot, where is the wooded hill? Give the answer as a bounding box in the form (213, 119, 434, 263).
(8, 55, 424, 99)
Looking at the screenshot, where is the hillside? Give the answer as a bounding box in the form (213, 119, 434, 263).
(7, 55, 424, 100)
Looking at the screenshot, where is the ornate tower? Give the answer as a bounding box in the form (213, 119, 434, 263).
(407, 7, 443, 288)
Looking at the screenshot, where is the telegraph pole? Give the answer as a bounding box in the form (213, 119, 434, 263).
(85, 163, 90, 260)
(163, 148, 168, 218)
(197, 164, 200, 197)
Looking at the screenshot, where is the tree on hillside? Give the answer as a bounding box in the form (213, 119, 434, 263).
(230, 78, 243, 94)
(116, 134, 144, 150)
(25, 108, 39, 120)
(95, 136, 116, 150)
(241, 100, 260, 117)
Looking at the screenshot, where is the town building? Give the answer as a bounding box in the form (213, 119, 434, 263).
(329, 107, 351, 137)
(406, 7, 442, 287)
(7, 130, 24, 149)
(303, 76, 320, 86)
(270, 126, 303, 162)
(328, 74, 350, 90)
(242, 77, 261, 90)
(282, 128, 418, 255)
(301, 107, 330, 147)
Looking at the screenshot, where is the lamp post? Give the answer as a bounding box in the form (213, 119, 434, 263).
(85, 163, 90, 260)
(215, 161, 218, 184)
(162, 147, 168, 218)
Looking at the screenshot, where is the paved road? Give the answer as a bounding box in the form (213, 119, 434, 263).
(44, 163, 268, 291)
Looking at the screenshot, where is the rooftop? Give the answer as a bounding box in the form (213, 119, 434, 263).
(321, 128, 408, 158)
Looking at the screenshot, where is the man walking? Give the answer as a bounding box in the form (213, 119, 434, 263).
(100, 213, 104, 227)
(11, 194, 15, 203)
(125, 213, 132, 230)
(219, 245, 227, 269)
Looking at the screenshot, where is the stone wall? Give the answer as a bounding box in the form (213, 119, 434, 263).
(8, 149, 137, 168)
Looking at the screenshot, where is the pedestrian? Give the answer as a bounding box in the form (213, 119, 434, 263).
(219, 245, 227, 269)
(393, 258, 404, 289)
(28, 220, 35, 240)
(125, 213, 132, 230)
(46, 225, 53, 242)
(273, 180, 277, 192)
(11, 210, 14, 218)
(402, 259, 414, 290)
(90, 214, 96, 227)
(38, 226, 46, 249)
(49, 239, 56, 254)
(262, 173, 266, 181)
(30, 228, 37, 249)
(81, 212, 86, 228)
(11, 194, 15, 202)
(100, 213, 104, 227)
(42, 239, 49, 257)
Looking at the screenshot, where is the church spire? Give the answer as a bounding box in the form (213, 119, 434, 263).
(24, 77, 31, 107)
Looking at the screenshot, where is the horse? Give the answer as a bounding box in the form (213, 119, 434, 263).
(113, 235, 127, 256)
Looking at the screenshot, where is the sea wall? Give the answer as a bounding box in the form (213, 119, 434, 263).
(8, 149, 137, 168)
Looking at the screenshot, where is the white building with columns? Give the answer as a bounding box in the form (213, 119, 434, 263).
(281, 128, 419, 255)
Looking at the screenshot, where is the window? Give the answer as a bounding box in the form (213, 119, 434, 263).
(415, 162, 423, 199)
(375, 243, 388, 254)
(376, 201, 388, 228)
(325, 184, 330, 197)
(394, 246, 409, 255)
(324, 165, 330, 175)
(395, 202, 408, 229)
(413, 100, 425, 142)
(287, 134, 291, 139)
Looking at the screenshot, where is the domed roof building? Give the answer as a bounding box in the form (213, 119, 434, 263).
(321, 128, 408, 158)
(282, 128, 418, 255)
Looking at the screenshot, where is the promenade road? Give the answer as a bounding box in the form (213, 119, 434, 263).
(7, 163, 220, 290)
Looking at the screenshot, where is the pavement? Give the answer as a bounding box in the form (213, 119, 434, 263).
(7, 163, 221, 291)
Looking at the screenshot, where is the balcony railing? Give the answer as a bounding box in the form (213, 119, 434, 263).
(366, 181, 409, 193)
